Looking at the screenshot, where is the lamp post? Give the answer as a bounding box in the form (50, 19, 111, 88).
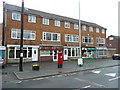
(78, 0, 83, 66)
(19, 0, 24, 71)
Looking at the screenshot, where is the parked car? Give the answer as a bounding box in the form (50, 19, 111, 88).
(0, 59, 6, 68)
(112, 54, 120, 60)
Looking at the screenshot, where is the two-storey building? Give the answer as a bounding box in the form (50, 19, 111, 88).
(3, 3, 107, 63)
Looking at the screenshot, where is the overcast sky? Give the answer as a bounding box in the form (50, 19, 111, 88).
(0, 0, 119, 37)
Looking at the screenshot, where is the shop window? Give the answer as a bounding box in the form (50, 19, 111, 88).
(16, 47, 20, 58)
(68, 48, 71, 56)
(23, 48, 27, 58)
(9, 47, 15, 58)
(28, 47, 32, 57)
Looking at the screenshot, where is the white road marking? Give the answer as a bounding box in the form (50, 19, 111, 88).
(92, 70, 101, 74)
(74, 78, 106, 88)
(109, 76, 120, 81)
(32, 78, 44, 80)
(105, 73, 116, 77)
(82, 85, 91, 88)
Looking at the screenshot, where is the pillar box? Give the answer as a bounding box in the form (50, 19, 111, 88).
(58, 52, 63, 68)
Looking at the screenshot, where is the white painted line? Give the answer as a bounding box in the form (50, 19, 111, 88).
(74, 78, 105, 87)
(82, 85, 91, 88)
(92, 70, 101, 74)
(105, 73, 116, 77)
(32, 78, 44, 80)
(109, 76, 120, 81)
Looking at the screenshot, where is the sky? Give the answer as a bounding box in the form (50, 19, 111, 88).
(0, 0, 119, 37)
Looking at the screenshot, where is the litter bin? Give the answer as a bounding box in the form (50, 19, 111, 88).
(32, 64, 39, 70)
(78, 58, 83, 66)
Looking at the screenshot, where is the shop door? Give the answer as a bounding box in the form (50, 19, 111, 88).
(64, 49, 68, 60)
(32, 48, 38, 61)
(53, 50, 58, 61)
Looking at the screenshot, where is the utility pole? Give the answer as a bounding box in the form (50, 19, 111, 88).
(19, 0, 24, 71)
(2, 2, 6, 46)
(78, 0, 83, 66)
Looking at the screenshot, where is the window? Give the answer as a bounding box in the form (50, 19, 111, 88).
(102, 29, 105, 34)
(96, 37, 105, 44)
(28, 15, 36, 23)
(12, 12, 21, 21)
(43, 32, 60, 41)
(65, 34, 78, 42)
(8, 47, 32, 59)
(11, 28, 36, 40)
(96, 28, 100, 33)
(89, 26, 93, 32)
(109, 37, 114, 40)
(74, 23, 78, 30)
(43, 18, 49, 25)
(40, 50, 52, 56)
(55, 20, 60, 27)
(65, 22, 70, 28)
(82, 36, 93, 44)
(82, 25, 86, 31)
(8, 47, 15, 58)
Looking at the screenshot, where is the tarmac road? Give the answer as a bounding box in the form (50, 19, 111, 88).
(2, 65, 120, 89)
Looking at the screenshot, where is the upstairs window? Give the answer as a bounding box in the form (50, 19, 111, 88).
(28, 15, 36, 23)
(82, 25, 86, 31)
(102, 29, 105, 34)
(96, 28, 100, 33)
(12, 12, 21, 21)
(65, 22, 70, 29)
(11, 28, 36, 40)
(55, 20, 60, 27)
(74, 23, 78, 30)
(89, 26, 93, 32)
(43, 32, 60, 41)
(43, 18, 49, 25)
(82, 36, 94, 44)
(65, 34, 78, 42)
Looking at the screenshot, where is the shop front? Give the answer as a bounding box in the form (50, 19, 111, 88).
(40, 45, 63, 62)
(96, 47, 107, 58)
(82, 47, 96, 60)
(7, 45, 39, 63)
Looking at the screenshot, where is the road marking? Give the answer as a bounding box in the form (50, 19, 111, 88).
(74, 78, 106, 88)
(92, 70, 101, 74)
(105, 73, 116, 77)
(109, 76, 120, 81)
(82, 85, 91, 88)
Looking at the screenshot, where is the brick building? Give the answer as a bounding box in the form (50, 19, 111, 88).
(106, 35, 120, 56)
(3, 3, 107, 63)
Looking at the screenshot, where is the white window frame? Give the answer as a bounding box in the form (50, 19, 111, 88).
(12, 12, 21, 21)
(96, 28, 100, 33)
(43, 32, 60, 42)
(11, 28, 36, 40)
(89, 26, 93, 32)
(102, 29, 105, 34)
(28, 15, 36, 23)
(65, 21, 70, 29)
(65, 34, 78, 42)
(82, 36, 94, 44)
(82, 25, 86, 31)
(74, 23, 78, 30)
(96, 37, 105, 44)
(55, 20, 60, 27)
(43, 18, 49, 25)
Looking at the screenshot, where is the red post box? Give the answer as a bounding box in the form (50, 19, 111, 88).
(58, 52, 63, 68)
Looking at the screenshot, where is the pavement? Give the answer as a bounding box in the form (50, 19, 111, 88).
(2, 58, 120, 80)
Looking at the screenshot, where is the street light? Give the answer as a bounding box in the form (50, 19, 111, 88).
(19, 0, 24, 71)
(78, 0, 83, 66)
